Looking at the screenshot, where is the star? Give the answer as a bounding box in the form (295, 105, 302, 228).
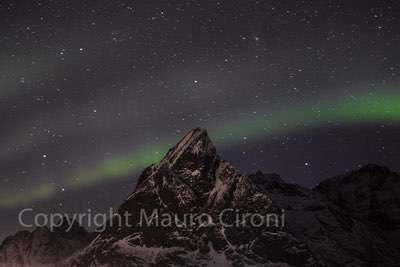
(0, 0, 399, 244)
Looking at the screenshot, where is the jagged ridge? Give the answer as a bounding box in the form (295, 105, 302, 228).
(1, 129, 400, 267)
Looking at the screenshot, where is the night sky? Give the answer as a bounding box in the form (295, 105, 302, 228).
(1, 0, 400, 241)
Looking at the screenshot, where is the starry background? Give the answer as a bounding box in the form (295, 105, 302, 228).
(1, 0, 400, 241)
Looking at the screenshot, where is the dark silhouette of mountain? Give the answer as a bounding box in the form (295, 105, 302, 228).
(0, 220, 93, 267)
(1, 128, 399, 266)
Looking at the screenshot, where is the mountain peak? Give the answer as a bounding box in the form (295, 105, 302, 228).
(161, 128, 216, 167)
(5, 127, 400, 266)
(130, 128, 220, 197)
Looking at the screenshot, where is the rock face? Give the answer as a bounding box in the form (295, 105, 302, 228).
(0, 221, 93, 267)
(63, 128, 312, 266)
(1, 128, 400, 266)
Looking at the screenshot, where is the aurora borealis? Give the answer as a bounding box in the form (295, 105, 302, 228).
(1, 0, 400, 241)
(2, 89, 400, 208)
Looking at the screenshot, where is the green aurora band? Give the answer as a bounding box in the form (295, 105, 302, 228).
(1, 91, 400, 208)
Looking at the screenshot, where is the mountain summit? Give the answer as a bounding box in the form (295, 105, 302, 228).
(162, 128, 216, 167)
(1, 128, 400, 266)
(158, 128, 219, 196)
(63, 129, 309, 266)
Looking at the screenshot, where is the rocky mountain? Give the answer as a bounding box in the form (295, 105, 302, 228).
(0, 221, 93, 267)
(1, 128, 400, 266)
(251, 166, 400, 266)
(62, 128, 312, 266)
